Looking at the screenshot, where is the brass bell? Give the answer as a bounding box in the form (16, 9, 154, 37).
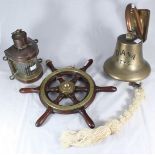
(104, 4, 151, 82)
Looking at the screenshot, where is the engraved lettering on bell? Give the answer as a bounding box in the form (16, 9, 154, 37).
(116, 49, 136, 60)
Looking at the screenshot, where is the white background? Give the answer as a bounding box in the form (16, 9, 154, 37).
(0, 0, 155, 154)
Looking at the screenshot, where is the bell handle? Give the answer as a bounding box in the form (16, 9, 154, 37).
(125, 3, 150, 42)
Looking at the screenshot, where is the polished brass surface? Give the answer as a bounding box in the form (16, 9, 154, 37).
(103, 4, 151, 82)
(59, 81, 75, 95)
(3, 29, 43, 83)
(104, 34, 151, 82)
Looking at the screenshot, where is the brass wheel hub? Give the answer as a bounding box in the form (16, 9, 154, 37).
(59, 81, 75, 95)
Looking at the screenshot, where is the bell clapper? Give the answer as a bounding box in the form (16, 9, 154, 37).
(129, 82, 142, 88)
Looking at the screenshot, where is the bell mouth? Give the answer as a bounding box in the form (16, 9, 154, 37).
(103, 57, 151, 82)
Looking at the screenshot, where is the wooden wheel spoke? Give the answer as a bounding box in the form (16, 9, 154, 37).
(79, 109, 95, 129)
(56, 76, 65, 83)
(35, 107, 53, 127)
(53, 94, 65, 104)
(80, 59, 93, 71)
(70, 74, 80, 83)
(46, 60, 57, 71)
(75, 86, 88, 92)
(68, 94, 79, 104)
(19, 86, 40, 93)
(46, 87, 59, 93)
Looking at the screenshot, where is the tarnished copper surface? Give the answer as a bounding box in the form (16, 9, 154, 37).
(3, 29, 43, 83)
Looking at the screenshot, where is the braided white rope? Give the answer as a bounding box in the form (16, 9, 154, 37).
(60, 87, 145, 148)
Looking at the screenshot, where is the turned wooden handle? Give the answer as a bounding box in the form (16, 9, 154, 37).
(81, 59, 93, 71)
(79, 109, 95, 129)
(96, 86, 117, 92)
(46, 60, 57, 71)
(19, 87, 40, 93)
(35, 107, 53, 127)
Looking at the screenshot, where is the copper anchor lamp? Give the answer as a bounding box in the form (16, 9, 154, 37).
(3, 29, 43, 83)
(19, 59, 117, 128)
(104, 4, 151, 82)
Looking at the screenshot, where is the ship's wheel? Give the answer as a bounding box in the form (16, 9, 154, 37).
(20, 59, 117, 128)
